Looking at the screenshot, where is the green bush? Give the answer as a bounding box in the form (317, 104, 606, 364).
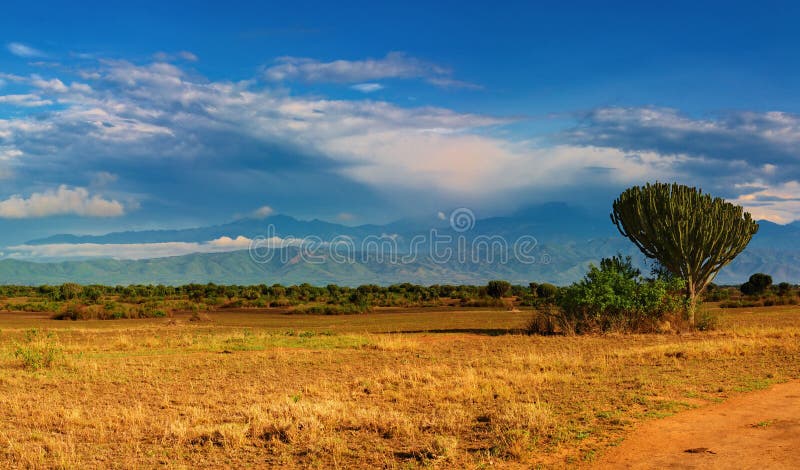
(14, 329, 64, 371)
(548, 256, 685, 334)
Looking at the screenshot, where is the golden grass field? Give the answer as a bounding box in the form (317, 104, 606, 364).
(0, 304, 798, 468)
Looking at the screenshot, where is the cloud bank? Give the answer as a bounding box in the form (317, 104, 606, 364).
(7, 235, 267, 260)
(0, 53, 798, 225)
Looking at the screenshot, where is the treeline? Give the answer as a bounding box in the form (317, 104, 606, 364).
(0, 282, 540, 304)
(712, 273, 799, 308)
(0, 274, 795, 324)
(0, 281, 553, 319)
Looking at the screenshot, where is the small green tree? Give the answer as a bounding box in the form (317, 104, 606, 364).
(611, 183, 758, 325)
(528, 282, 539, 297)
(742, 273, 772, 295)
(777, 282, 792, 297)
(59, 283, 83, 301)
(486, 280, 511, 299)
(536, 283, 558, 300)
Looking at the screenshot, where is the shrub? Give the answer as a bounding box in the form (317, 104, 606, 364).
(524, 307, 562, 335)
(544, 256, 685, 334)
(189, 311, 212, 322)
(82, 286, 103, 303)
(459, 297, 506, 308)
(51, 302, 90, 320)
(694, 310, 719, 331)
(59, 282, 84, 301)
(292, 303, 370, 315)
(720, 299, 760, 308)
(14, 329, 64, 371)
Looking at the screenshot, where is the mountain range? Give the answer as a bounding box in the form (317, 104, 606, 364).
(1, 203, 798, 286)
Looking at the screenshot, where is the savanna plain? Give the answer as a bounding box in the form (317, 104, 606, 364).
(0, 305, 798, 468)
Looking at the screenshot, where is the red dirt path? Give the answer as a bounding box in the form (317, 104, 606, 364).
(596, 380, 800, 469)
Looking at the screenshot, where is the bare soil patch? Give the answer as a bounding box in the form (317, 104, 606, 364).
(597, 380, 800, 469)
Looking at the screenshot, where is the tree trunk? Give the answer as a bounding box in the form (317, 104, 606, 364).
(686, 282, 697, 326)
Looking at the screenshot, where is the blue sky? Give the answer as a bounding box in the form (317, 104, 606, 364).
(1, 0, 800, 248)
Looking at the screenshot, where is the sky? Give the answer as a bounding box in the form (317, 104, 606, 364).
(1, 0, 800, 248)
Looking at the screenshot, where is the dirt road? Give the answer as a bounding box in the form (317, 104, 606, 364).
(597, 380, 800, 469)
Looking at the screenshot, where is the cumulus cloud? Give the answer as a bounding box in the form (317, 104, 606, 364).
(7, 42, 46, 58)
(263, 52, 478, 89)
(0, 186, 125, 218)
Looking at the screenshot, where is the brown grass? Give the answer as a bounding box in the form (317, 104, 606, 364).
(0, 305, 798, 468)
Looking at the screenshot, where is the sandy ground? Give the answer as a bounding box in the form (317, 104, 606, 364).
(596, 380, 800, 469)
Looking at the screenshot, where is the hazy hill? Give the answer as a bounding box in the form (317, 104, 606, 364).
(4, 203, 798, 285)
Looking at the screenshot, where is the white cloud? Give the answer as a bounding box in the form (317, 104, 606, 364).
(0, 60, 691, 213)
(7, 42, 46, 58)
(252, 205, 274, 218)
(425, 77, 483, 90)
(0, 94, 52, 107)
(153, 51, 199, 62)
(0, 147, 23, 160)
(30, 76, 68, 93)
(729, 180, 800, 224)
(2, 59, 800, 222)
(7, 235, 296, 260)
(263, 52, 478, 89)
(0, 186, 125, 218)
(350, 83, 384, 93)
(207, 235, 253, 249)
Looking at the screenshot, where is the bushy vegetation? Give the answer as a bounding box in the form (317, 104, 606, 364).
(0, 273, 793, 329)
(13, 329, 64, 371)
(528, 256, 686, 334)
(0, 281, 522, 320)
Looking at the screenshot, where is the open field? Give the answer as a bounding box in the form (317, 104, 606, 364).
(0, 305, 798, 468)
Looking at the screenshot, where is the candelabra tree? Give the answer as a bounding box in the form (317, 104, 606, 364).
(611, 182, 759, 325)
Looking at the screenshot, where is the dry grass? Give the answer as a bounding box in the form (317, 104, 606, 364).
(0, 305, 798, 468)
